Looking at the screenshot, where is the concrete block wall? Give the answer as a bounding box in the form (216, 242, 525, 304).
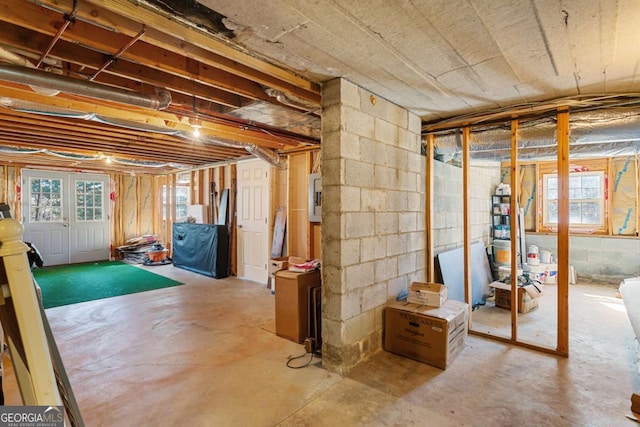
(321, 78, 425, 374)
(432, 160, 501, 254)
(525, 234, 640, 284)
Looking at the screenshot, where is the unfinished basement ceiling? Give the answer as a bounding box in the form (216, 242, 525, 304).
(1, 1, 640, 173)
(199, 0, 640, 119)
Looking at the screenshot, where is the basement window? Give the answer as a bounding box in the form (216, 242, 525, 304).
(163, 185, 190, 220)
(542, 171, 605, 230)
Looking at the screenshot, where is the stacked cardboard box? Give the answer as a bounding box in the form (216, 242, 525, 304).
(384, 299, 468, 369)
(268, 257, 289, 292)
(407, 282, 447, 307)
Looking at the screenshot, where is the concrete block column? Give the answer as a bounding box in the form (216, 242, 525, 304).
(321, 78, 425, 374)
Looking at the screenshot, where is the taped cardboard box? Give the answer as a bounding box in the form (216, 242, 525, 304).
(407, 282, 447, 307)
(490, 281, 541, 313)
(384, 299, 468, 370)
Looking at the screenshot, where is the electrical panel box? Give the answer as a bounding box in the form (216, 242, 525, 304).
(308, 173, 321, 223)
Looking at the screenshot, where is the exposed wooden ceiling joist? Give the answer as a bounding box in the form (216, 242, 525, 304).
(0, 0, 321, 174)
(34, 0, 321, 103)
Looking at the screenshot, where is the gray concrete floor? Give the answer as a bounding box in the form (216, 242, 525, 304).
(4, 264, 639, 426)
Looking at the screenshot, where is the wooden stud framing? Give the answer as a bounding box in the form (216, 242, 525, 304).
(462, 127, 471, 310)
(467, 117, 569, 357)
(637, 156, 640, 237)
(426, 134, 435, 282)
(510, 119, 519, 341)
(229, 164, 238, 276)
(306, 151, 313, 260)
(135, 176, 142, 237)
(556, 109, 570, 356)
(606, 158, 613, 234)
(166, 174, 176, 254)
(1, 165, 6, 204)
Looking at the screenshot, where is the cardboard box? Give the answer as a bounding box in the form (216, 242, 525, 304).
(384, 299, 468, 369)
(269, 257, 289, 275)
(274, 270, 321, 343)
(288, 256, 307, 265)
(407, 282, 447, 307)
(490, 281, 540, 313)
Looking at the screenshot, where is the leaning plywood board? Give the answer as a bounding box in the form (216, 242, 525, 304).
(437, 242, 493, 307)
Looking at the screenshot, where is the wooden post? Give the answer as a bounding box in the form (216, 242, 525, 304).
(556, 109, 570, 356)
(229, 164, 238, 276)
(426, 133, 435, 282)
(0, 219, 62, 406)
(462, 127, 471, 309)
(306, 151, 313, 260)
(510, 119, 519, 340)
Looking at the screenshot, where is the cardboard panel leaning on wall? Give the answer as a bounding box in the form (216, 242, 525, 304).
(611, 156, 638, 236)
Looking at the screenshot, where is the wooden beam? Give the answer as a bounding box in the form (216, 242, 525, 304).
(0, 114, 245, 159)
(35, 0, 321, 104)
(0, 85, 299, 148)
(0, 22, 250, 109)
(306, 152, 313, 260)
(0, 6, 278, 103)
(510, 119, 519, 341)
(229, 164, 238, 276)
(470, 330, 567, 357)
(462, 127, 471, 311)
(556, 109, 570, 356)
(426, 133, 435, 282)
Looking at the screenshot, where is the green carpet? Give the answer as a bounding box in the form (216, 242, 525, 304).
(33, 261, 183, 309)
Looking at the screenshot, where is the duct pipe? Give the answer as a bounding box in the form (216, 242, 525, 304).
(202, 135, 283, 168)
(0, 64, 171, 110)
(0, 47, 61, 96)
(245, 144, 284, 168)
(0, 46, 33, 68)
(199, 135, 281, 167)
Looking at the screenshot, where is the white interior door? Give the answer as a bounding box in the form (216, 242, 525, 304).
(22, 170, 110, 266)
(237, 159, 271, 283)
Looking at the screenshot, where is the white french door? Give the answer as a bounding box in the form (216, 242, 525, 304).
(22, 170, 110, 266)
(236, 159, 271, 283)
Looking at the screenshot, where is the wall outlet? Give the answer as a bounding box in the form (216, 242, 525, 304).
(304, 337, 315, 354)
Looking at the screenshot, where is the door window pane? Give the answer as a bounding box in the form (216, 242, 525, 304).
(30, 178, 63, 222)
(75, 180, 104, 221)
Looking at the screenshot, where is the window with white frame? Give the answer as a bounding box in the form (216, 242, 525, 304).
(75, 180, 104, 221)
(29, 178, 63, 222)
(163, 185, 190, 220)
(542, 171, 605, 228)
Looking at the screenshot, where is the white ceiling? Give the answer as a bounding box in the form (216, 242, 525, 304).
(199, 0, 640, 122)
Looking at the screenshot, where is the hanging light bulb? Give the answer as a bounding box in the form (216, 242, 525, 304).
(189, 117, 202, 138)
(105, 156, 113, 164)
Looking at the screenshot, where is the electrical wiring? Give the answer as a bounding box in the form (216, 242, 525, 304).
(285, 351, 317, 369)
